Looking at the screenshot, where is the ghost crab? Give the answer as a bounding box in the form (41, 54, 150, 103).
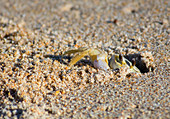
(63, 47, 140, 73)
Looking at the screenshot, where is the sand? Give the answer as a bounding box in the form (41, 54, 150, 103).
(0, 0, 169, 118)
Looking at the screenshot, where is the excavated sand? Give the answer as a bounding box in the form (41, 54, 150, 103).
(0, 0, 169, 118)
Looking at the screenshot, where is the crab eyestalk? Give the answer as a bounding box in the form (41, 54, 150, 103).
(132, 58, 136, 66)
(109, 54, 126, 69)
(119, 54, 126, 66)
(119, 54, 123, 62)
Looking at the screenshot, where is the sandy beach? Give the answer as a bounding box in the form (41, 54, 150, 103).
(0, 0, 169, 118)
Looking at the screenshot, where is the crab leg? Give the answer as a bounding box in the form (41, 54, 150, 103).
(62, 47, 87, 56)
(69, 49, 89, 67)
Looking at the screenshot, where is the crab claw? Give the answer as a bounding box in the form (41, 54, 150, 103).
(91, 51, 110, 70)
(93, 59, 110, 70)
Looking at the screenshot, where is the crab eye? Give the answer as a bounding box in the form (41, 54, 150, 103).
(119, 54, 123, 61)
(132, 58, 136, 66)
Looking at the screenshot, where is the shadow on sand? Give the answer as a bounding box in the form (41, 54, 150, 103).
(44, 54, 92, 67)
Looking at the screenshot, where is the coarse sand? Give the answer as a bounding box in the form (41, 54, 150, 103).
(0, 0, 169, 118)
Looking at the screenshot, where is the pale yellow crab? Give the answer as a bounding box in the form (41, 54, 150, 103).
(63, 47, 140, 73)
